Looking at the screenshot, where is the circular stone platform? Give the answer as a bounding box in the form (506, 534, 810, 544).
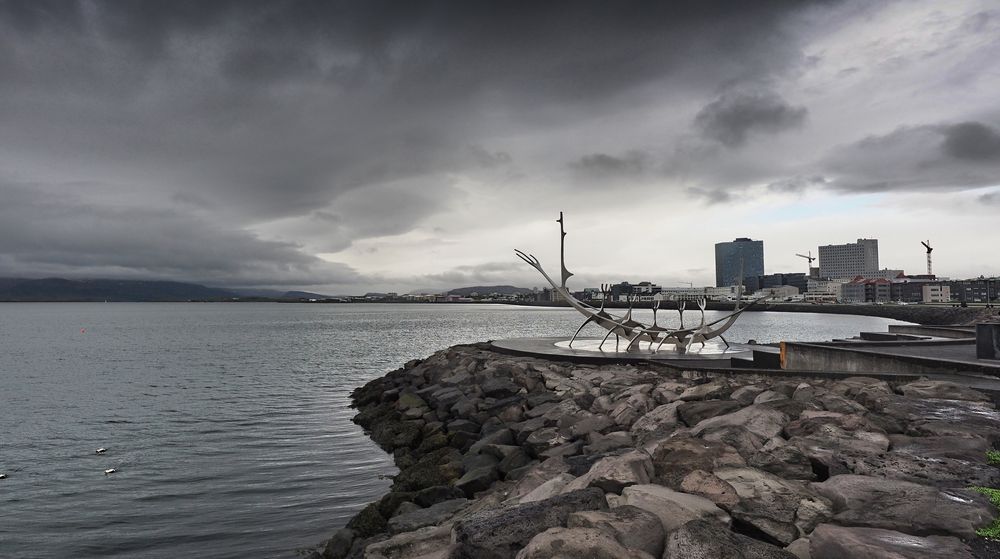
(490, 336, 758, 364)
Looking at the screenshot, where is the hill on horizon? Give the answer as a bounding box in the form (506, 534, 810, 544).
(445, 285, 534, 296)
(0, 278, 238, 302)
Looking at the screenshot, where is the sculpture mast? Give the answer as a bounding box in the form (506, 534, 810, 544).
(557, 212, 573, 288)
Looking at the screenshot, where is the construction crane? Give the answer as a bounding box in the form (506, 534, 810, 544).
(795, 251, 816, 276)
(921, 240, 933, 276)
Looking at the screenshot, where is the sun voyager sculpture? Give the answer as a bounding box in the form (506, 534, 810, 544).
(515, 212, 766, 354)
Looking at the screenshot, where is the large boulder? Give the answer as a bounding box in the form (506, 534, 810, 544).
(451, 488, 608, 559)
(568, 506, 665, 557)
(514, 527, 654, 559)
(562, 450, 654, 495)
(663, 519, 798, 559)
(691, 405, 790, 440)
(519, 473, 577, 504)
(650, 437, 745, 489)
(679, 470, 740, 508)
(679, 381, 730, 401)
(748, 438, 815, 481)
(620, 484, 730, 532)
(897, 380, 991, 403)
(387, 499, 469, 534)
(630, 402, 683, 439)
(808, 523, 976, 559)
(714, 467, 832, 545)
(363, 524, 453, 559)
(812, 474, 996, 539)
(678, 400, 742, 427)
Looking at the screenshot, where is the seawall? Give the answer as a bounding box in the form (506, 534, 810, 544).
(308, 342, 1000, 559)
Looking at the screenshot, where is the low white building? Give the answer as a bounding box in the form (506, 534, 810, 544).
(922, 284, 951, 303)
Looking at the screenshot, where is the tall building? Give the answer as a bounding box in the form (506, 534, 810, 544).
(715, 238, 764, 287)
(818, 238, 879, 280)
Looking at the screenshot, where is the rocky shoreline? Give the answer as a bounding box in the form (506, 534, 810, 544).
(310, 342, 1000, 559)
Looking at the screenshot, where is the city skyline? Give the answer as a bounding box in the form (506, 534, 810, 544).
(1, 1, 998, 293)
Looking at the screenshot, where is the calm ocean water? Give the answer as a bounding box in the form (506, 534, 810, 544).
(0, 303, 906, 558)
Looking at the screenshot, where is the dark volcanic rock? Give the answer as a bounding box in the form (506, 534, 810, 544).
(651, 437, 745, 489)
(678, 400, 742, 426)
(809, 523, 976, 559)
(450, 487, 608, 559)
(567, 505, 666, 557)
(663, 519, 798, 559)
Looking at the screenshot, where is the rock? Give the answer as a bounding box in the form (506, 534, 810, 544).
(463, 452, 499, 473)
(609, 393, 654, 427)
(754, 390, 788, 404)
(812, 474, 995, 539)
(731, 385, 767, 406)
(678, 400, 742, 426)
(888, 434, 991, 462)
(715, 467, 832, 545)
(748, 438, 815, 481)
(520, 473, 577, 503)
(323, 528, 355, 559)
(364, 524, 453, 559)
(663, 519, 798, 559)
(455, 466, 499, 497)
(398, 392, 429, 411)
(347, 502, 388, 538)
(679, 381, 729, 401)
(700, 425, 766, 459)
(482, 378, 522, 399)
(567, 414, 615, 438)
(515, 527, 654, 559)
(388, 499, 469, 533)
(691, 405, 790, 440)
(393, 448, 464, 492)
(537, 440, 583, 460)
(562, 450, 654, 494)
(650, 437, 745, 489)
(785, 538, 810, 559)
(898, 380, 991, 402)
(808, 523, 976, 559)
(448, 419, 481, 434)
(652, 381, 689, 404)
(507, 457, 571, 501)
(413, 485, 465, 507)
(523, 427, 569, 458)
(620, 484, 730, 532)
(392, 501, 422, 517)
(679, 470, 739, 508)
(791, 384, 816, 403)
(498, 447, 533, 477)
(567, 506, 666, 557)
(585, 431, 633, 454)
(451, 487, 608, 559)
(630, 402, 683, 438)
(784, 413, 884, 438)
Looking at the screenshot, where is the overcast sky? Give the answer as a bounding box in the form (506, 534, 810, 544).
(2, 0, 999, 294)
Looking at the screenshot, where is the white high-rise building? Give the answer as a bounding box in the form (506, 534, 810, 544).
(818, 238, 879, 280)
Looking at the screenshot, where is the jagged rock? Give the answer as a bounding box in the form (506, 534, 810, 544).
(498, 447, 533, 476)
(515, 527, 654, 559)
(398, 392, 428, 411)
(364, 523, 453, 559)
(651, 437, 745, 489)
(482, 378, 522, 399)
(393, 448, 464, 492)
(808, 523, 976, 559)
(388, 499, 469, 533)
(679, 381, 729, 401)
(463, 452, 499, 473)
(663, 519, 798, 559)
(701, 425, 766, 459)
(815, 393, 867, 414)
(568, 505, 666, 557)
(714, 467, 832, 545)
(679, 470, 740, 508)
(898, 380, 991, 403)
(347, 502, 388, 538)
(652, 380, 689, 404)
(510, 417, 550, 444)
(448, 419, 481, 434)
(455, 466, 498, 497)
(413, 485, 465, 508)
(812, 474, 995, 539)
(567, 414, 615, 438)
(538, 441, 583, 460)
(609, 392, 654, 427)
(754, 390, 788, 404)
(678, 400, 742, 426)
(840, 446, 1000, 488)
(585, 431, 633, 454)
(562, 450, 654, 494)
(731, 385, 767, 406)
(507, 457, 572, 501)
(748, 438, 815, 481)
(522, 427, 568, 458)
(392, 501, 422, 517)
(620, 484, 730, 532)
(691, 405, 790, 440)
(451, 488, 608, 559)
(520, 473, 577, 503)
(630, 402, 683, 438)
(785, 538, 810, 559)
(323, 528, 355, 559)
(791, 384, 816, 403)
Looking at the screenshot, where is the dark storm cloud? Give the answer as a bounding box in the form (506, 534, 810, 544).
(821, 120, 1000, 193)
(570, 151, 648, 177)
(694, 89, 808, 148)
(0, 0, 833, 285)
(0, 182, 362, 286)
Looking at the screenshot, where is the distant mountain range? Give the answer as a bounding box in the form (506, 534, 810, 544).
(0, 278, 331, 302)
(445, 285, 534, 296)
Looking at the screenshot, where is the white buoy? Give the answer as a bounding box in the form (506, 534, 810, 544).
(104, 468, 117, 475)
(95, 448, 107, 454)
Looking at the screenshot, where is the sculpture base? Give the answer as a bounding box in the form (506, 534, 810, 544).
(491, 336, 759, 364)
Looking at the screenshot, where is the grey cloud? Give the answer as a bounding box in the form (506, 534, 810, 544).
(694, 89, 808, 148)
(685, 187, 733, 204)
(979, 191, 1000, 205)
(570, 151, 648, 177)
(0, 182, 361, 287)
(941, 122, 1000, 161)
(822, 121, 1000, 193)
(768, 175, 829, 193)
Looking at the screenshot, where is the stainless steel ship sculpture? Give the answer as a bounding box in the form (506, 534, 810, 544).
(515, 212, 766, 353)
